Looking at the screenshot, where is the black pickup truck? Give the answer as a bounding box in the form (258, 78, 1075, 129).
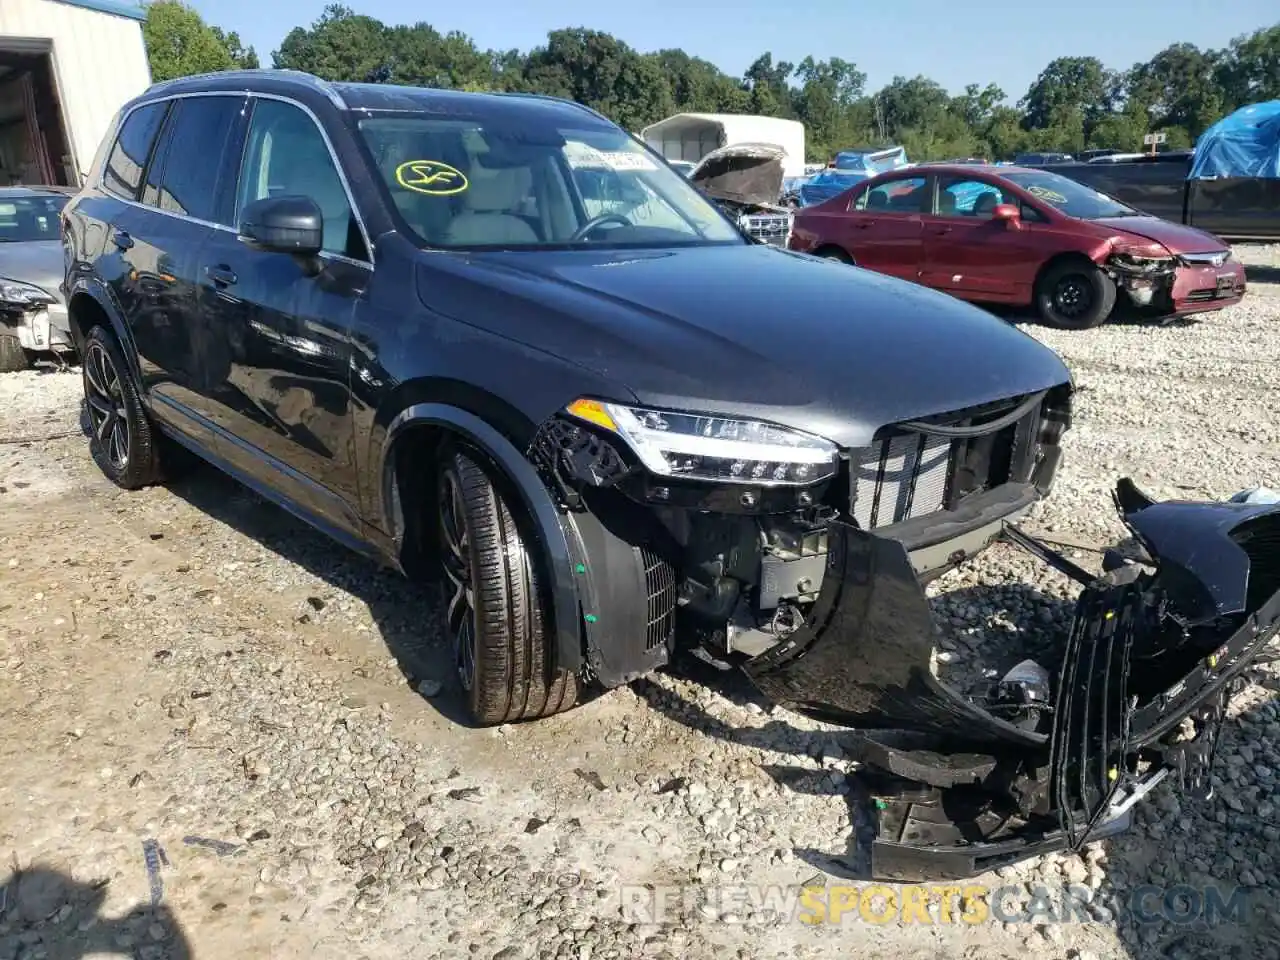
(1051, 151, 1280, 241)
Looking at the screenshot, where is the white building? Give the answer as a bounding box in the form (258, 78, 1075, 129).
(0, 0, 151, 186)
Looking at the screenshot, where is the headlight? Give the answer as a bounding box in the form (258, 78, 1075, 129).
(0, 278, 56, 307)
(565, 398, 838, 485)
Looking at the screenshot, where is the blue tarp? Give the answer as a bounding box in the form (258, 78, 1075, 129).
(1190, 100, 1280, 180)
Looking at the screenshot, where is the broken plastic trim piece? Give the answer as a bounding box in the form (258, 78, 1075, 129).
(743, 477, 1280, 880)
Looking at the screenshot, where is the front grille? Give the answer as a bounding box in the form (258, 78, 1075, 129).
(1185, 289, 1218, 302)
(1178, 251, 1228, 267)
(850, 395, 1043, 530)
(741, 213, 792, 247)
(640, 547, 677, 651)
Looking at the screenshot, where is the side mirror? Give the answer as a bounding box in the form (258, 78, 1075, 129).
(239, 195, 324, 256)
(992, 203, 1020, 223)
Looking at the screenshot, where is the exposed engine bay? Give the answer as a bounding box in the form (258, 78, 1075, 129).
(527, 388, 1280, 879)
(688, 142, 794, 248)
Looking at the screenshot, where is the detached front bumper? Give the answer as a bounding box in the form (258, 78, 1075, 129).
(743, 478, 1280, 881)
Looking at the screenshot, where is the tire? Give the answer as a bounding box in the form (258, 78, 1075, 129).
(82, 325, 181, 489)
(1035, 260, 1116, 330)
(818, 247, 854, 265)
(0, 334, 29, 372)
(437, 450, 579, 725)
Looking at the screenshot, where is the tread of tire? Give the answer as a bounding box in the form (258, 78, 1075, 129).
(453, 453, 577, 724)
(0, 335, 28, 373)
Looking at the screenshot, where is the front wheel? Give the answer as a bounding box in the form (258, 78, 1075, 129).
(437, 450, 578, 725)
(1035, 261, 1117, 330)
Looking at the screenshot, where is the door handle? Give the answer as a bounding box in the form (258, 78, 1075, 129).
(855, 220, 875, 229)
(932, 226, 953, 235)
(205, 264, 238, 287)
(111, 229, 133, 250)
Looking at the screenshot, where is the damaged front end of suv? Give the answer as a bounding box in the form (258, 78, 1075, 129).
(529, 388, 1280, 881)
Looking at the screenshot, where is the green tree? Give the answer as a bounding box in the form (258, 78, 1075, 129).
(273, 4, 389, 81)
(142, 0, 258, 82)
(1216, 24, 1280, 109)
(521, 29, 673, 132)
(1019, 56, 1110, 148)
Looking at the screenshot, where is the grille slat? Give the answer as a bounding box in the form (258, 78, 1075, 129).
(640, 547, 677, 651)
(850, 395, 1044, 530)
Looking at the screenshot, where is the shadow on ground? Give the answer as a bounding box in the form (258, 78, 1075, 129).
(0, 865, 192, 960)
(154, 461, 488, 726)
(1245, 263, 1280, 287)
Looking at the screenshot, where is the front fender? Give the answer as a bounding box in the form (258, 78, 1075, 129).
(381, 403, 583, 671)
(66, 276, 142, 384)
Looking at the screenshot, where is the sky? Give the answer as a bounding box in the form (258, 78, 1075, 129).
(185, 0, 1276, 102)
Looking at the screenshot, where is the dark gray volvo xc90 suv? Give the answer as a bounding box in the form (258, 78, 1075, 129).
(61, 70, 1280, 880)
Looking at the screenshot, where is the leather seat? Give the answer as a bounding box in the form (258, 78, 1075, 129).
(444, 166, 538, 245)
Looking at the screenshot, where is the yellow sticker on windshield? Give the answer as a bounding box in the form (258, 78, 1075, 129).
(395, 160, 469, 196)
(1026, 185, 1067, 204)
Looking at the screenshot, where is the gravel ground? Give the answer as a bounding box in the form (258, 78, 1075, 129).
(1, 243, 1279, 960)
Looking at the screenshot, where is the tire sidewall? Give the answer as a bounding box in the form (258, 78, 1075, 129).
(83, 326, 157, 488)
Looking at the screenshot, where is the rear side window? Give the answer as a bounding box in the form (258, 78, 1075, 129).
(852, 176, 929, 213)
(102, 102, 167, 200)
(145, 96, 243, 225)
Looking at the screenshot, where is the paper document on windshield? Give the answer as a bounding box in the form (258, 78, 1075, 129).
(565, 142, 658, 172)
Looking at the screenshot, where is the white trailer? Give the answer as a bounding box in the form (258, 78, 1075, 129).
(640, 113, 807, 179)
(0, 0, 151, 186)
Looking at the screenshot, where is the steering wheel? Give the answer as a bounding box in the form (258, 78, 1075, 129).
(569, 213, 632, 242)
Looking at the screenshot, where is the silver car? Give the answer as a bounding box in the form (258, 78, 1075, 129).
(0, 185, 75, 371)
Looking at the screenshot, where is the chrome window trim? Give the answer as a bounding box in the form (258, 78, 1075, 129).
(98, 90, 375, 270)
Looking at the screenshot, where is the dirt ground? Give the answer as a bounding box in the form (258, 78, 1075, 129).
(2, 246, 1280, 960)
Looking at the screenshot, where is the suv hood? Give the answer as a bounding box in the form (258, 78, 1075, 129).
(0, 240, 64, 303)
(415, 244, 1070, 448)
(1092, 215, 1226, 255)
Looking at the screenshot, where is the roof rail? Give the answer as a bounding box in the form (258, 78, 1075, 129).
(141, 69, 347, 109)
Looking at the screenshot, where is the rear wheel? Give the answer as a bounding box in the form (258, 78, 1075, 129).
(0, 334, 29, 372)
(437, 450, 578, 725)
(1035, 261, 1116, 330)
(82, 325, 194, 488)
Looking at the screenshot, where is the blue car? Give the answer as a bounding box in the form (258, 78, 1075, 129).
(798, 146, 909, 206)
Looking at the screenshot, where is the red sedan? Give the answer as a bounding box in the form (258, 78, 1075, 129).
(787, 164, 1246, 329)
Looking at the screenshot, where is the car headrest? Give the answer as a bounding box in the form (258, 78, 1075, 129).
(464, 165, 533, 213)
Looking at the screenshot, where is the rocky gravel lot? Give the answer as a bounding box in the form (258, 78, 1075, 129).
(1, 244, 1279, 960)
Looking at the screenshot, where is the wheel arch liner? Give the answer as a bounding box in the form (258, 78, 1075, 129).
(381, 403, 583, 672)
(66, 277, 143, 384)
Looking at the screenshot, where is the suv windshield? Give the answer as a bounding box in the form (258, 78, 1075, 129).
(357, 115, 743, 250)
(1003, 171, 1137, 219)
(0, 194, 68, 242)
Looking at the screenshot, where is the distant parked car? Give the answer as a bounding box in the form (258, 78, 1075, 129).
(0, 185, 76, 371)
(1013, 152, 1073, 166)
(788, 163, 1245, 329)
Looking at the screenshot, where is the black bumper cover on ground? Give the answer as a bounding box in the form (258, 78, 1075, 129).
(743, 479, 1280, 881)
